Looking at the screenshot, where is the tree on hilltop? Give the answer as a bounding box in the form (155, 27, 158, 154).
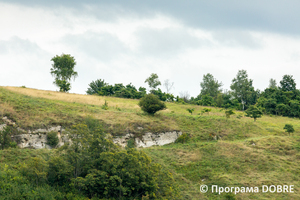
(50, 54, 77, 92)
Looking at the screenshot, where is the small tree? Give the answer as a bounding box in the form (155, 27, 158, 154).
(145, 73, 161, 90)
(245, 105, 263, 121)
(138, 94, 166, 114)
(50, 53, 77, 92)
(283, 124, 294, 136)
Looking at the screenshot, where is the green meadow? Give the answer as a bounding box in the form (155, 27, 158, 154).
(1, 86, 300, 199)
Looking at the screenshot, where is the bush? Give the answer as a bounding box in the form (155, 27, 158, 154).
(138, 94, 166, 114)
(175, 133, 189, 144)
(46, 132, 59, 147)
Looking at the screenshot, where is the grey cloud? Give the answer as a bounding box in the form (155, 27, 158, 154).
(3, 0, 300, 36)
(135, 27, 210, 58)
(61, 32, 129, 62)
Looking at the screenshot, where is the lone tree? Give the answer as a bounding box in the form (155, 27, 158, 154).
(245, 105, 263, 121)
(283, 124, 295, 136)
(145, 73, 161, 90)
(50, 54, 77, 92)
(138, 94, 166, 114)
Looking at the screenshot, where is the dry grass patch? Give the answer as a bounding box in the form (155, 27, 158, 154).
(4, 86, 140, 110)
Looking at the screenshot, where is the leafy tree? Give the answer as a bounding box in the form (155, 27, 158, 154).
(50, 54, 78, 92)
(280, 75, 296, 92)
(138, 94, 166, 114)
(197, 94, 215, 106)
(283, 124, 295, 136)
(245, 105, 263, 121)
(200, 73, 223, 98)
(47, 156, 73, 186)
(230, 70, 254, 110)
(86, 79, 108, 95)
(269, 78, 277, 89)
(76, 148, 178, 199)
(145, 73, 161, 90)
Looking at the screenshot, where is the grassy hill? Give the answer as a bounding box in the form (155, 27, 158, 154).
(1, 86, 300, 199)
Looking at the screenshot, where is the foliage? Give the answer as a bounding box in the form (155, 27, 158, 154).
(86, 79, 108, 95)
(145, 73, 161, 90)
(46, 132, 59, 147)
(283, 124, 295, 136)
(50, 54, 77, 92)
(86, 80, 146, 99)
(280, 75, 296, 92)
(230, 70, 255, 110)
(200, 73, 223, 98)
(76, 148, 178, 199)
(126, 138, 136, 149)
(225, 109, 235, 118)
(245, 105, 263, 121)
(138, 94, 166, 114)
(269, 78, 277, 89)
(186, 108, 194, 115)
(0, 126, 12, 150)
(175, 133, 190, 143)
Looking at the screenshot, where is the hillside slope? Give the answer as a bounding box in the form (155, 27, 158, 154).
(1, 86, 300, 199)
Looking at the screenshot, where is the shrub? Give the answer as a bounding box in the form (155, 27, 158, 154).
(186, 108, 195, 115)
(176, 133, 189, 144)
(46, 132, 59, 147)
(138, 94, 166, 114)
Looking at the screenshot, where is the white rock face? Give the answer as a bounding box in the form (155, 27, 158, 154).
(2, 116, 181, 149)
(113, 131, 182, 148)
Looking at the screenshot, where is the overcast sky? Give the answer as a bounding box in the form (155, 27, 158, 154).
(1, 0, 300, 97)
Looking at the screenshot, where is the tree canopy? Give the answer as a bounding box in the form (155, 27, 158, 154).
(230, 70, 254, 110)
(145, 73, 161, 90)
(200, 73, 223, 98)
(50, 54, 77, 92)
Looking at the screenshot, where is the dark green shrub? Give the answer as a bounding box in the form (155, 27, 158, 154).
(47, 132, 59, 147)
(176, 133, 189, 144)
(138, 94, 166, 114)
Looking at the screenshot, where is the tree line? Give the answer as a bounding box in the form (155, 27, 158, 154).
(49, 54, 300, 118)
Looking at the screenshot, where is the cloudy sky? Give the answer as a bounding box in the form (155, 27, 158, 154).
(1, 0, 300, 97)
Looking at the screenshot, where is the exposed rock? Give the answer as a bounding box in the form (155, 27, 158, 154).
(0, 124, 6, 131)
(2, 116, 15, 126)
(113, 131, 182, 148)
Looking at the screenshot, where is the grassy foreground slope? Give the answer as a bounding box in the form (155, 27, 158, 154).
(1, 86, 300, 199)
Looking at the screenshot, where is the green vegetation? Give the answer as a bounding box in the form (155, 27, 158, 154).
(245, 105, 263, 121)
(1, 86, 300, 199)
(284, 124, 295, 136)
(50, 53, 77, 92)
(46, 132, 59, 147)
(138, 93, 166, 114)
